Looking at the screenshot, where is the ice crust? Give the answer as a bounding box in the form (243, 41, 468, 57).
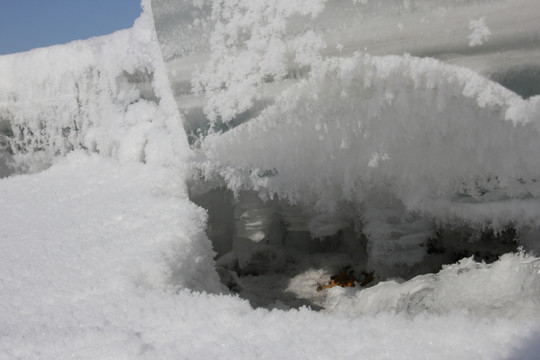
(1, 0, 540, 358)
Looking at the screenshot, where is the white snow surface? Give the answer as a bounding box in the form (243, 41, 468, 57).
(1, 0, 540, 358)
(0, 153, 539, 359)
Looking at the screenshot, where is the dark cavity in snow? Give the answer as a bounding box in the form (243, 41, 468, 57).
(190, 182, 520, 311)
(490, 65, 540, 99)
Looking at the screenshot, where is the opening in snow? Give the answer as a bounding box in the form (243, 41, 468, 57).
(490, 65, 540, 99)
(190, 179, 521, 310)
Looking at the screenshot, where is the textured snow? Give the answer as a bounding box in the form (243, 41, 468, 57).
(0, 0, 186, 173)
(200, 53, 540, 232)
(151, 0, 540, 233)
(158, 0, 540, 121)
(181, 0, 540, 286)
(1, 0, 540, 358)
(1, 154, 539, 359)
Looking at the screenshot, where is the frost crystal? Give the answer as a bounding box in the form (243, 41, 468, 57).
(468, 16, 491, 47)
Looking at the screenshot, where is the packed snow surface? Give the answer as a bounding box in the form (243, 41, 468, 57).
(1, 0, 540, 358)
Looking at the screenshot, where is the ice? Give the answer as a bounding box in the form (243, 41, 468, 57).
(1, 0, 540, 358)
(198, 54, 540, 273)
(325, 252, 540, 318)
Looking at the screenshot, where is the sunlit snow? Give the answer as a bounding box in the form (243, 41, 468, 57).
(1, 0, 540, 358)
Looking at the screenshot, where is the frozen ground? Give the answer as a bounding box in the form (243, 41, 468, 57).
(2, 0, 540, 358)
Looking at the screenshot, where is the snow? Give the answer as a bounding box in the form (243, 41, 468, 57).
(468, 17, 492, 47)
(1, 153, 537, 359)
(1, 0, 540, 358)
(152, 0, 540, 233)
(200, 53, 540, 230)
(0, 153, 222, 358)
(0, 160, 537, 360)
(0, 0, 186, 172)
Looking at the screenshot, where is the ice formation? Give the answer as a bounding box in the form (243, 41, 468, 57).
(2, 0, 540, 358)
(151, 0, 540, 280)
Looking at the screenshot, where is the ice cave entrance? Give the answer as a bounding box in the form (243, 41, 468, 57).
(190, 182, 520, 310)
